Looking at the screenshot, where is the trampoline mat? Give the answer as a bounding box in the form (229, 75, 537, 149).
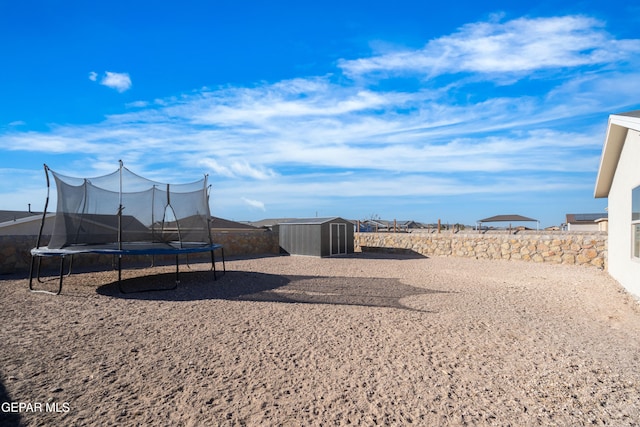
(31, 242, 223, 257)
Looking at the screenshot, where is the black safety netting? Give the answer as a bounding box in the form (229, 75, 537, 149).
(46, 164, 212, 249)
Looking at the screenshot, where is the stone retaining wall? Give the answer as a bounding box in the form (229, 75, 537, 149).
(356, 231, 607, 269)
(0, 231, 279, 275)
(1, 230, 608, 275)
(0, 235, 37, 275)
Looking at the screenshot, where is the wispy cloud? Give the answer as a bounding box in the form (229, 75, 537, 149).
(241, 197, 266, 211)
(338, 15, 640, 79)
(90, 71, 132, 92)
(196, 158, 277, 180)
(2, 14, 638, 221)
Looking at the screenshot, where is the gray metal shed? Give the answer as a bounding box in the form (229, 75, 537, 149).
(278, 217, 354, 257)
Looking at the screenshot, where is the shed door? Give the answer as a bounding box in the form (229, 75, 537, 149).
(330, 223, 347, 256)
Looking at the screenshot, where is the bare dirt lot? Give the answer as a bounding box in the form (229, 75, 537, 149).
(2, 254, 639, 426)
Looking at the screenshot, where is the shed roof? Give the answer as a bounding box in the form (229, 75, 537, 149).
(278, 217, 352, 225)
(478, 214, 538, 223)
(595, 110, 640, 198)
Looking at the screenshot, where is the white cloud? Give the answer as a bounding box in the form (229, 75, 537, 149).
(88, 71, 98, 81)
(1, 66, 612, 177)
(338, 15, 640, 79)
(127, 100, 149, 108)
(230, 161, 277, 180)
(98, 71, 132, 92)
(1, 13, 634, 222)
(190, 79, 409, 127)
(196, 158, 277, 180)
(241, 197, 266, 211)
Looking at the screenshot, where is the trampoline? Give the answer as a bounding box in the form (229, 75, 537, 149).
(29, 161, 225, 295)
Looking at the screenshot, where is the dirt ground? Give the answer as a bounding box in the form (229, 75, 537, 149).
(1, 253, 639, 426)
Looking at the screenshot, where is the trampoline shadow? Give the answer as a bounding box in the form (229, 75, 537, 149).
(96, 270, 448, 312)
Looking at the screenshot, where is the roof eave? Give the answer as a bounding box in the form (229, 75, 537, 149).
(594, 113, 640, 198)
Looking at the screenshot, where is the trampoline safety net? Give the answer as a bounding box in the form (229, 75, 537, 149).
(46, 162, 213, 249)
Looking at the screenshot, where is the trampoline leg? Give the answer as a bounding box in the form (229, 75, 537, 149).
(57, 257, 65, 294)
(119, 254, 177, 293)
(28, 256, 36, 291)
(118, 255, 123, 293)
(67, 255, 74, 277)
(210, 247, 226, 280)
(36, 257, 45, 283)
(210, 250, 216, 280)
(28, 255, 63, 295)
(174, 255, 180, 289)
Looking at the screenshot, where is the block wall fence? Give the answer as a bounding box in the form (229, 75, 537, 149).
(355, 231, 607, 269)
(1, 230, 606, 275)
(0, 231, 280, 275)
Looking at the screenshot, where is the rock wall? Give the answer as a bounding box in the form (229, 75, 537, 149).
(0, 235, 36, 274)
(356, 231, 607, 269)
(210, 231, 280, 258)
(1, 230, 608, 275)
(0, 231, 279, 275)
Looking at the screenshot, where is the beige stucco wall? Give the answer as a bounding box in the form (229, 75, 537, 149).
(606, 129, 640, 298)
(567, 223, 600, 232)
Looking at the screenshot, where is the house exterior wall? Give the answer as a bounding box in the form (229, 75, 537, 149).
(567, 223, 600, 232)
(607, 129, 640, 297)
(596, 220, 609, 232)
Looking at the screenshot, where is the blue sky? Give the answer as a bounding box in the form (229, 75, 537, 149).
(2, 1, 639, 227)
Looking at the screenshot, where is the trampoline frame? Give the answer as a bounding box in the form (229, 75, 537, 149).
(29, 243, 225, 295)
(28, 162, 226, 295)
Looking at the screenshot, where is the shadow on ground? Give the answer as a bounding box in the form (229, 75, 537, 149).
(96, 270, 447, 312)
(356, 247, 427, 259)
(0, 376, 22, 427)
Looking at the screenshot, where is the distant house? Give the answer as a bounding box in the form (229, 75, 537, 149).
(360, 219, 393, 232)
(358, 219, 422, 232)
(210, 217, 261, 232)
(0, 211, 258, 237)
(0, 210, 53, 236)
(594, 110, 640, 297)
(565, 213, 608, 232)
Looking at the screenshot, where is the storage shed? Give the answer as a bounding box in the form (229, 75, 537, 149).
(278, 217, 354, 257)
